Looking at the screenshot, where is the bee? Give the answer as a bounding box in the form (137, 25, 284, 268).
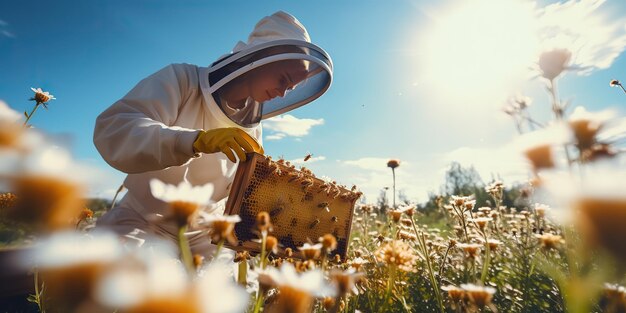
(318, 202, 330, 212)
(340, 192, 352, 201)
(290, 218, 298, 227)
(351, 185, 357, 192)
(277, 158, 285, 165)
(331, 216, 338, 222)
(265, 156, 273, 166)
(288, 172, 302, 183)
(309, 218, 320, 229)
(270, 205, 284, 217)
(304, 153, 313, 162)
(318, 183, 329, 193)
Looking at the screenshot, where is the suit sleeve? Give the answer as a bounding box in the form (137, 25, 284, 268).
(94, 64, 201, 174)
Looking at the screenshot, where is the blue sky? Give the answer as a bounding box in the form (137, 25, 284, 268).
(1, 0, 626, 202)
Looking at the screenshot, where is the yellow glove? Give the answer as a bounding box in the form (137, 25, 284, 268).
(192, 127, 264, 162)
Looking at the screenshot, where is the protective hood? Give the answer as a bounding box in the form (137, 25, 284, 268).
(207, 39, 333, 127)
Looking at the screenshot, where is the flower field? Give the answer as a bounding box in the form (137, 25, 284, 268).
(1, 77, 626, 313)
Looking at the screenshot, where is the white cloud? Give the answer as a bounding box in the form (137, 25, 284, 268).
(535, 0, 626, 75)
(265, 133, 286, 141)
(0, 20, 7, 26)
(263, 114, 324, 139)
(1, 30, 14, 38)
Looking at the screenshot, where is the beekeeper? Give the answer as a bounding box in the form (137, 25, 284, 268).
(93, 11, 333, 253)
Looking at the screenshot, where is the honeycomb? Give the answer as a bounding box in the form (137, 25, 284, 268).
(224, 153, 361, 260)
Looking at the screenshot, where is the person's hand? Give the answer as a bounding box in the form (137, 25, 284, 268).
(193, 127, 264, 162)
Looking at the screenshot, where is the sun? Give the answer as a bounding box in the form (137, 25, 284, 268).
(417, 0, 540, 111)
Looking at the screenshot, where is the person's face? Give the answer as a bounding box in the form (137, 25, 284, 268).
(223, 59, 309, 108)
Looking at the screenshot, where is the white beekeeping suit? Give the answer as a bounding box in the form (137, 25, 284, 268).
(94, 11, 333, 254)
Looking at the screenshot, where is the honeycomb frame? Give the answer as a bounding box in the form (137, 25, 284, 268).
(224, 153, 361, 260)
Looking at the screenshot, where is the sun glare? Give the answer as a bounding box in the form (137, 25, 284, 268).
(418, 0, 540, 110)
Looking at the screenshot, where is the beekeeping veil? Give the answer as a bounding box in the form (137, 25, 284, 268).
(207, 11, 333, 127)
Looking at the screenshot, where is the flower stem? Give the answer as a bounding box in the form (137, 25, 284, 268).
(178, 226, 194, 275)
(237, 260, 247, 286)
(480, 240, 491, 283)
(383, 263, 397, 312)
(214, 239, 224, 260)
(33, 268, 45, 313)
(23, 103, 41, 126)
(411, 218, 445, 313)
(392, 168, 396, 209)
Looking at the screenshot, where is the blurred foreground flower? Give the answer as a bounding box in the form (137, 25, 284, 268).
(97, 256, 248, 313)
(27, 231, 125, 312)
(257, 263, 335, 313)
(2, 146, 88, 232)
(567, 106, 616, 152)
(149, 179, 214, 228)
(197, 212, 241, 246)
(537, 49, 572, 81)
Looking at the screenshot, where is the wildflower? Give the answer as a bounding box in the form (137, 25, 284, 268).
(461, 283, 496, 309)
(149, 179, 213, 228)
(609, 79, 621, 87)
(388, 208, 403, 223)
(451, 195, 467, 207)
(197, 212, 241, 245)
(257, 211, 273, 233)
(457, 243, 482, 259)
(469, 217, 492, 230)
(479, 238, 503, 252)
(30, 87, 56, 104)
(375, 240, 417, 272)
(534, 203, 550, 218)
(567, 106, 616, 151)
(193, 254, 205, 269)
(298, 242, 322, 260)
(322, 297, 336, 310)
(386, 159, 400, 169)
(80, 207, 94, 219)
(319, 234, 338, 253)
(0, 192, 17, 210)
(537, 48, 572, 81)
(234, 251, 250, 263)
(333, 254, 342, 263)
(257, 263, 335, 313)
(397, 230, 417, 241)
(0, 101, 25, 148)
(442, 285, 465, 302)
(99, 259, 248, 313)
(30, 231, 125, 312)
(266, 235, 279, 255)
(601, 283, 626, 313)
(524, 144, 555, 170)
(329, 268, 365, 296)
(9, 175, 85, 232)
(576, 198, 626, 261)
(284, 247, 294, 258)
(350, 257, 368, 271)
(536, 233, 564, 250)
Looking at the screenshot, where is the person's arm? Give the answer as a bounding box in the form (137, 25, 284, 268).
(94, 64, 200, 174)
